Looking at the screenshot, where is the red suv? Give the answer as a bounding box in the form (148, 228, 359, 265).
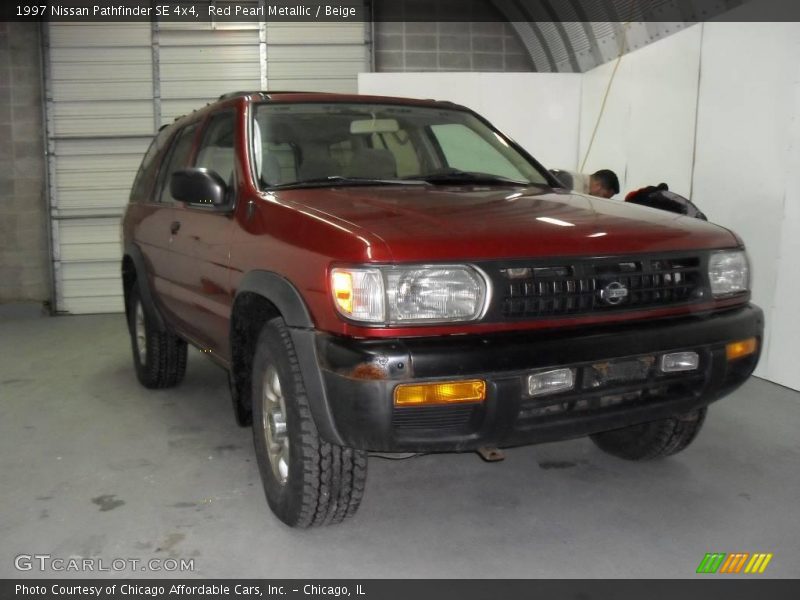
(122, 91, 763, 527)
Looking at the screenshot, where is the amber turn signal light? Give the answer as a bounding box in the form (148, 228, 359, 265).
(331, 271, 353, 314)
(394, 380, 487, 407)
(726, 338, 757, 361)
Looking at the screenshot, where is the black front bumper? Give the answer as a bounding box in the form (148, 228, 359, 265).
(292, 305, 763, 452)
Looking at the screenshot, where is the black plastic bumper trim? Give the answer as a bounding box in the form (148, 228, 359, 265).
(300, 304, 763, 452)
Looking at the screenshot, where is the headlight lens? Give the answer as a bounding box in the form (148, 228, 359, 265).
(331, 265, 488, 324)
(708, 250, 749, 297)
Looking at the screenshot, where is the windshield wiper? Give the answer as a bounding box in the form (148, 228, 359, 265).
(266, 176, 429, 190)
(410, 170, 530, 186)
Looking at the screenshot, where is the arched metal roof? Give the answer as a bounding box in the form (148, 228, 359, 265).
(491, 0, 748, 72)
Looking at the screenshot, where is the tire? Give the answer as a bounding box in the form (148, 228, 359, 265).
(128, 282, 187, 389)
(251, 317, 367, 527)
(590, 408, 707, 461)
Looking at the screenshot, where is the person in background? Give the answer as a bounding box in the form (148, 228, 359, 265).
(588, 169, 620, 199)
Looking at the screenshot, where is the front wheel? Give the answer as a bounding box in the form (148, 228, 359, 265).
(251, 317, 367, 527)
(590, 408, 707, 460)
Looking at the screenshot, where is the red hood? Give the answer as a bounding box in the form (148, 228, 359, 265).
(279, 185, 738, 262)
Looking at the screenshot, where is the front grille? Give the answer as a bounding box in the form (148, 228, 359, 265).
(497, 255, 705, 319)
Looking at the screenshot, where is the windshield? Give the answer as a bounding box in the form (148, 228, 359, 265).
(251, 102, 551, 189)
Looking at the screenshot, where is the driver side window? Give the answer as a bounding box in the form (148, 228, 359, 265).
(195, 111, 236, 186)
(157, 124, 198, 204)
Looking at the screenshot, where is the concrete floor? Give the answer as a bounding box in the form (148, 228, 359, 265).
(1, 309, 799, 579)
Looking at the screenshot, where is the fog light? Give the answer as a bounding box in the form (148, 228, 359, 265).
(394, 380, 486, 407)
(661, 351, 700, 373)
(726, 338, 757, 361)
(528, 368, 575, 397)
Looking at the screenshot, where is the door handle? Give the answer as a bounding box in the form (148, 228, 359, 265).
(170, 221, 181, 235)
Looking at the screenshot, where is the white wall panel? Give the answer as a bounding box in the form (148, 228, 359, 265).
(54, 222, 124, 313)
(158, 29, 260, 45)
(49, 47, 153, 102)
(576, 20, 799, 389)
(48, 23, 150, 47)
(46, 23, 153, 314)
(577, 59, 630, 187)
(266, 23, 365, 45)
(159, 46, 259, 68)
(578, 25, 702, 198)
(767, 76, 800, 389)
(55, 155, 141, 216)
(692, 22, 800, 389)
(57, 219, 121, 260)
(51, 82, 153, 104)
(157, 29, 261, 124)
(51, 61, 152, 85)
(160, 100, 210, 125)
(54, 138, 149, 217)
(158, 30, 261, 110)
(358, 72, 582, 172)
(267, 23, 368, 93)
(59, 260, 126, 315)
(55, 138, 152, 156)
(51, 102, 155, 137)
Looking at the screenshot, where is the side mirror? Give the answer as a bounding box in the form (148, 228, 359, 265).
(170, 168, 230, 210)
(549, 169, 574, 190)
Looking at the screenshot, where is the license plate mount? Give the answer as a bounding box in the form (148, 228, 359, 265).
(585, 356, 656, 389)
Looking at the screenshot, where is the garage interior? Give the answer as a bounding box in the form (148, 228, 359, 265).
(2, 0, 799, 579)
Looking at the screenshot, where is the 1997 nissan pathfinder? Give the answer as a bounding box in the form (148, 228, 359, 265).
(122, 92, 762, 527)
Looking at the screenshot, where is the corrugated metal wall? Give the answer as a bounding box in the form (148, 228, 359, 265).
(266, 23, 370, 92)
(46, 23, 154, 314)
(44, 19, 370, 314)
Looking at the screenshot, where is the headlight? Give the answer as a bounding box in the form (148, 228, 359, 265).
(708, 250, 749, 297)
(331, 265, 488, 324)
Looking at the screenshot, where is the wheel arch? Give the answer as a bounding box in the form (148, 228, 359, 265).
(122, 243, 165, 331)
(229, 271, 314, 427)
(229, 271, 343, 444)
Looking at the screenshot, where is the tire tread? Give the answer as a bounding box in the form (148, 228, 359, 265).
(255, 317, 366, 527)
(590, 408, 707, 461)
(129, 284, 187, 389)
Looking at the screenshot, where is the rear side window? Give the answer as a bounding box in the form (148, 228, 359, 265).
(129, 127, 171, 202)
(156, 124, 198, 204)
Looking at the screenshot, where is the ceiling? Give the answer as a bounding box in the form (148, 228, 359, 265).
(490, 0, 749, 72)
